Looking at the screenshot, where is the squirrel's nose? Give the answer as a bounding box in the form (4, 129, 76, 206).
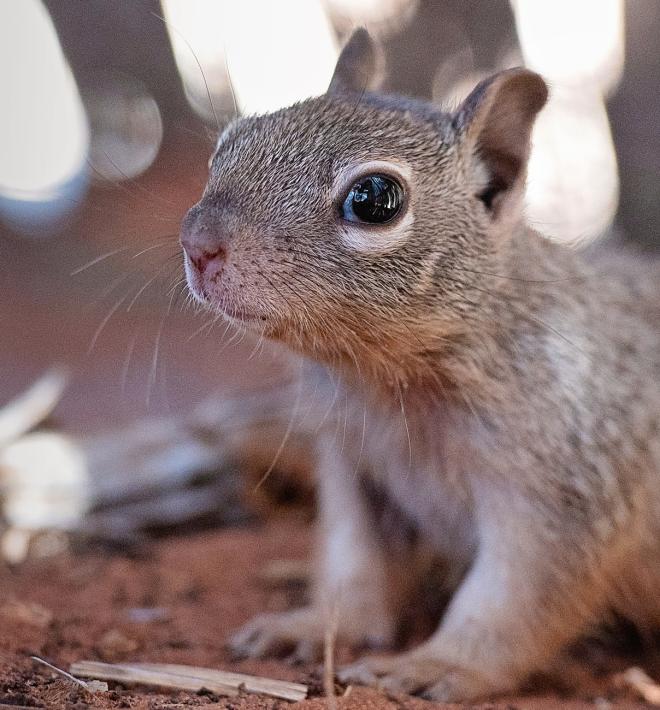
(180, 207, 230, 273)
(181, 232, 228, 273)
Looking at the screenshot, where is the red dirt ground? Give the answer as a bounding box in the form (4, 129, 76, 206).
(0, 512, 657, 710)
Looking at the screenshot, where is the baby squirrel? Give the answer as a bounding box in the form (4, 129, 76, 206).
(180, 29, 660, 702)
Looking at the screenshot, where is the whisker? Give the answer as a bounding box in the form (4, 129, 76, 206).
(100, 149, 176, 209)
(452, 266, 583, 285)
(126, 255, 182, 313)
(224, 324, 245, 348)
(223, 49, 239, 120)
(85, 158, 169, 218)
(396, 380, 413, 474)
(166, 278, 180, 316)
(256, 266, 309, 314)
(126, 268, 169, 312)
(132, 241, 175, 259)
(70, 247, 130, 275)
(214, 317, 233, 346)
(180, 125, 216, 146)
(439, 273, 588, 357)
(71, 235, 179, 277)
(120, 333, 138, 394)
(253, 364, 304, 492)
(247, 328, 266, 360)
(167, 275, 187, 296)
(87, 294, 129, 354)
(94, 272, 133, 304)
(352, 404, 367, 479)
(151, 10, 221, 134)
(166, 278, 189, 312)
(339, 389, 349, 454)
(186, 315, 216, 342)
(146, 313, 166, 407)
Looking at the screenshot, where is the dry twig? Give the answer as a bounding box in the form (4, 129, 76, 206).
(621, 667, 660, 705)
(323, 601, 339, 710)
(70, 660, 308, 702)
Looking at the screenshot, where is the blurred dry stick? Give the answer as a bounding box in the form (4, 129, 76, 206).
(0, 370, 315, 562)
(70, 660, 308, 701)
(620, 667, 660, 705)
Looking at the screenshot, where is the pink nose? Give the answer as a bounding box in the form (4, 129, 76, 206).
(180, 206, 230, 273)
(181, 232, 228, 273)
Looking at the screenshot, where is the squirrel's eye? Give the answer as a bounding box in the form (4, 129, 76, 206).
(341, 174, 403, 224)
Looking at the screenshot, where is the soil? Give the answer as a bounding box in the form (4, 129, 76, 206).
(0, 512, 657, 710)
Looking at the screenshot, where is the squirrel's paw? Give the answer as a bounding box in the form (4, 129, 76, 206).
(228, 609, 324, 662)
(229, 606, 394, 663)
(338, 650, 498, 702)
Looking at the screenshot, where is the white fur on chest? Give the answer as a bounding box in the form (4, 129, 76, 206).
(338, 393, 477, 562)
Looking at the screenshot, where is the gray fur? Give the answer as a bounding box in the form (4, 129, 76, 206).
(181, 30, 660, 702)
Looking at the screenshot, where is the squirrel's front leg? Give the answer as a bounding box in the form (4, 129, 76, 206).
(229, 435, 395, 660)
(341, 501, 603, 701)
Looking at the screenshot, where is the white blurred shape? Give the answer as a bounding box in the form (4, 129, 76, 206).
(163, 0, 338, 117)
(0, 1, 89, 211)
(224, 0, 337, 114)
(162, 0, 231, 123)
(0, 432, 90, 530)
(512, 0, 623, 244)
(0, 367, 68, 450)
(512, 0, 624, 95)
(323, 0, 417, 33)
(83, 72, 163, 182)
(527, 88, 619, 245)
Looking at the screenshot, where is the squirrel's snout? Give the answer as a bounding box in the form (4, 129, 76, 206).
(180, 206, 230, 275)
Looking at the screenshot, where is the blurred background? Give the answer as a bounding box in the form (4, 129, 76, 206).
(1, 0, 658, 431)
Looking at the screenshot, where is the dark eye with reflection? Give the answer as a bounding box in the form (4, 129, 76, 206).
(341, 174, 404, 224)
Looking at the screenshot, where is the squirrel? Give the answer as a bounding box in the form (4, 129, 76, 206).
(179, 29, 660, 702)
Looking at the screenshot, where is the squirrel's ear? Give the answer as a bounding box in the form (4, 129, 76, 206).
(328, 28, 381, 96)
(453, 68, 548, 218)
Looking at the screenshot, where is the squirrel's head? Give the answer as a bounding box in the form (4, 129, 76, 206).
(181, 29, 547, 381)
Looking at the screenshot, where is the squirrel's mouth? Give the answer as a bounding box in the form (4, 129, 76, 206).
(183, 257, 269, 328)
